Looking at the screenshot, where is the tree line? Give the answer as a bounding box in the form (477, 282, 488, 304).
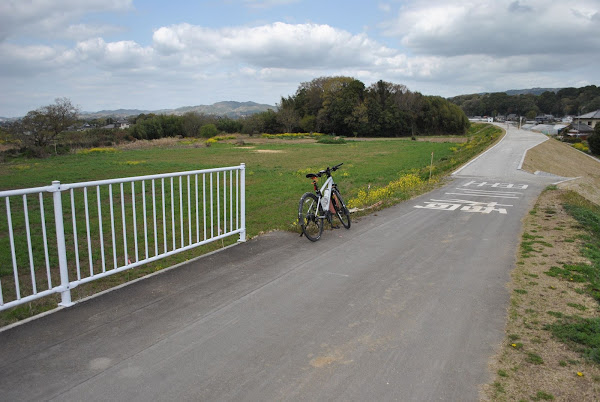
(450, 85, 600, 119)
(275, 76, 469, 137)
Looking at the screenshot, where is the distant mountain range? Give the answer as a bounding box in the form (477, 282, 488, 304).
(81, 101, 276, 119)
(503, 88, 561, 96)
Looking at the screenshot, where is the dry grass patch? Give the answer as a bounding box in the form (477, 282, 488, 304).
(482, 189, 600, 401)
(522, 138, 600, 205)
(255, 149, 285, 153)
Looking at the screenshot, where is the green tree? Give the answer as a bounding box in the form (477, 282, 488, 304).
(276, 96, 300, 133)
(588, 124, 600, 155)
(216, 117, 243, 133)
(366, 80, 411, 137)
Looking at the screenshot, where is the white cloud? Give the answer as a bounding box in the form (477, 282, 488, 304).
(76, 38, 154, 69)
(151, 22, 398, 69)
(383, 0, 600, 57)
(0, 43, 77, 76)
(0, 0, 133, 41)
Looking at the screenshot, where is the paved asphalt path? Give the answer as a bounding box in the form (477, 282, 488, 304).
(0, 125, 566, 401)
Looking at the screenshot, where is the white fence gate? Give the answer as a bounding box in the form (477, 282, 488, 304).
(0, 164, 246, 311)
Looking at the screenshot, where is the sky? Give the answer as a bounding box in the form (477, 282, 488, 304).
(1, 0, 599, 117)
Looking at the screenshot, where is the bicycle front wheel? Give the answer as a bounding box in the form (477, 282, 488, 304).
(332, 188, 351, 229)
(298, 192, 323, 241)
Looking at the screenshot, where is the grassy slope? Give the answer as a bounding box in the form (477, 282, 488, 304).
(484, 138, 600, 400)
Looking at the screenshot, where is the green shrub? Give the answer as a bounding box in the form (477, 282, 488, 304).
(317, 137, 346, 144)
(199, 123, 218, 138)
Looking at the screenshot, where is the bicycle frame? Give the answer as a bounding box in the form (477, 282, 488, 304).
(310, 175, 336, 215)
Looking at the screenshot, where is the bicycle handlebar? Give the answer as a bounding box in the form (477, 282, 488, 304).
(306, 163, 344, 179)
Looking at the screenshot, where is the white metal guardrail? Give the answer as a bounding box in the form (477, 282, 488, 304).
(0, 164, 246, 311)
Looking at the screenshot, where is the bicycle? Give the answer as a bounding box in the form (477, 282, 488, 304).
(298, 163, 351, 241)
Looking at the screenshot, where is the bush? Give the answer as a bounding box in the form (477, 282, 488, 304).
(572, 143, 589, 153)
(199, 123, 219, 138)
(588, 126, 600, 155)
(317, 137, 346, 144)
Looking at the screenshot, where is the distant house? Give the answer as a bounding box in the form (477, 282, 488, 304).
(535, 114, 554, 124)
(575, 109, 600, 129)
(562, 116, 574, 124)
(102, 120, 130, 130)
(567, 122, 594, 140)
(116, 119, 130, 129)
(78, 122, 93, 131)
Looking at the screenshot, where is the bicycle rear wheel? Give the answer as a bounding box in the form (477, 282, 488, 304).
(298, 192, 323, 241)
(332, 188, 351, 229)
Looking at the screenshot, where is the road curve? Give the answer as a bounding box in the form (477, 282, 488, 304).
(0, 125, 563, 401)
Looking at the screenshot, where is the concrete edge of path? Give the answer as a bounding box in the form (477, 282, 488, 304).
(517, 136, 549, 170)
(0, 240, 245, 334)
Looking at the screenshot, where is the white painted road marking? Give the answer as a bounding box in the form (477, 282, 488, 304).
(462, 180, 529, 189)
(414, 199, 512, 214)
(414, 181, 529, 215)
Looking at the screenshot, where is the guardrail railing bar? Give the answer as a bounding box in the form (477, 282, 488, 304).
(203, 174, 207, 241)
(70, 189, 81, 281)
(120, 183, 128, 266)
(97, 185, 106, 273)
(217, 171, 221, 236)
(187, 175, 192, 246)
(160, 178, 165, 254)
(108, 184, 117, 269)
(52, 181, 72, 307)
(142, 180, 149, 260)
(40, 193, 52, 287)
(170, 178, 175, 251)
(179, 176, 184, 248)
(223, 172, 227, 235)
(84, 188, 93, 276)
(132, 182, 139, 263)
(230, 170, 233, 233)
(195, 174, 200, 243)
(6, 197, 21, 300)
(23, 195, 37, 295)
(210, 173, 214, 239)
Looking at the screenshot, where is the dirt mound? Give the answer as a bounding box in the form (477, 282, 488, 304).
(522, 139, 600, 204)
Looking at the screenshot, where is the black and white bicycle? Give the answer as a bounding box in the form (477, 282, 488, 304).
(298, 163, 351, 241)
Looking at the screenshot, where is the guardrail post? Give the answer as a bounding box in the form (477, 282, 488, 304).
(51, 181, 73, 307)
(239, 163, 246, 242)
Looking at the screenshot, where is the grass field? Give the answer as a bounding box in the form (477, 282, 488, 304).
(0, 123, 502, 324)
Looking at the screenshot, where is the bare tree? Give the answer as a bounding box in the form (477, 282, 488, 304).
(182, 111, 204, 137)
(18, 97, 79, 147)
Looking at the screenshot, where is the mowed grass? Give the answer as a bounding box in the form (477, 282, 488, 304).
(0, 140, 460, 236)
(0, 124, 501, 323)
